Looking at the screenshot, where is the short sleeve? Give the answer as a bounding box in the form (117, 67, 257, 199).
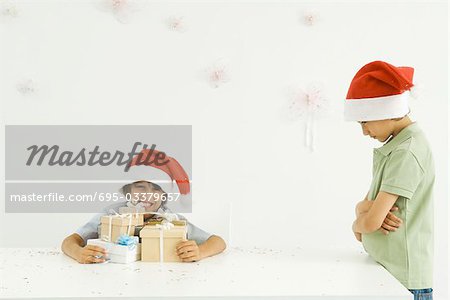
(186, 222, 213, 244)
(75, 212, 103, 243)
(175, 214, 213, 244)
(75, 201, 127, 243)
(380, 149, 424, 200)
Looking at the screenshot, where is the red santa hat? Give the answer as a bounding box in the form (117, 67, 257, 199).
(344, 60, 415, 122)
(119, 148, 190, 196)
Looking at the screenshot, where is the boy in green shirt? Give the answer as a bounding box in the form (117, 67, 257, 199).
(345, 61, 434, 300)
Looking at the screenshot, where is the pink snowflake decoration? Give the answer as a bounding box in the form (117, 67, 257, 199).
(98, 0, 137, 24)
(111, 0, 127, 10)
(301, 10, 319, 26)
(166, 16, 187, 32)
(205, 62, 230, 89)
(289, 85, 326, 119)
(288, 84, 327, 151)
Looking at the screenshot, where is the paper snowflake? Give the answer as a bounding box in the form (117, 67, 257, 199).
(166, 16, 187, 32)
(98, 0, 138, 24)
(301, 10, 319, 26)
(288, 84, 327, 151)
(205, 61, 230, 89)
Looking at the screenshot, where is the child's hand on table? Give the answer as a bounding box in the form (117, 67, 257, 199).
(176, 240, 202, 262)
(176, 235, 227, 262)
(75, 245, 108, 264)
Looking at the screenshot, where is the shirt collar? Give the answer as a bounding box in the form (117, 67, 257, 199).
(376, 122, 420, 156)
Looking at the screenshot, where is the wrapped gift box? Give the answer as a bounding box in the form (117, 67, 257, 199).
(139, 220, 187, 262)
(100, 214, 139, 243)
(87, 237, 141, 264)
(118, 207, 145, 226)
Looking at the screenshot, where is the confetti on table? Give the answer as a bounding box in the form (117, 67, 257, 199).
(0, 1, 18, 18)
(16, 79, 37, 95)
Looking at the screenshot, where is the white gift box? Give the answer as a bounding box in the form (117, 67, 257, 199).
(87, 238, 141, 264)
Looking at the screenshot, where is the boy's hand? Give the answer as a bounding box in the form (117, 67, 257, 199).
(380, 206, 403, 235)
(76, 245, 107, 264)
(176, 240, 202, 262)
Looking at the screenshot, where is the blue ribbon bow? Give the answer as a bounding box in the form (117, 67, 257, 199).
(116, 235, 137, 250)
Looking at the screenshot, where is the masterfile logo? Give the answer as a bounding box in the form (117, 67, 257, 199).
(4, 125, 192, 213)
(25, 142, 169, 172)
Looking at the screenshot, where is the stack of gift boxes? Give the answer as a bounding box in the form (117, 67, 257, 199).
(87, 208, 187, 264)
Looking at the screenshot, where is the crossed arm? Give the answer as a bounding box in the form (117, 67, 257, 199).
(352, 191, 403, 241)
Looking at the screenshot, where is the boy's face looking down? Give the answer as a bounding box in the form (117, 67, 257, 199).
(129, 181, 164, 212)
(358, 115, 411, 143)
(359, 120, 396, 143)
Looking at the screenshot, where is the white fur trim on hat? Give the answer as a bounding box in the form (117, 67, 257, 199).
(119, 179, 178, 195)
(344, 91, 411, 122)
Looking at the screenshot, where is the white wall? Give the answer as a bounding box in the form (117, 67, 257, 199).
(0, 0, 448, 298)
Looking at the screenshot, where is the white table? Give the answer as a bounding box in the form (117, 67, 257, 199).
(0, 245, 412, 299)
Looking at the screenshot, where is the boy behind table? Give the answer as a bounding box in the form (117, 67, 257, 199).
(345, 61, 435, 300)
(62, 149, 226, 263)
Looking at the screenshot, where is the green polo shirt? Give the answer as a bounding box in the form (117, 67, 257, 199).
(363, 122, 434, 289)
